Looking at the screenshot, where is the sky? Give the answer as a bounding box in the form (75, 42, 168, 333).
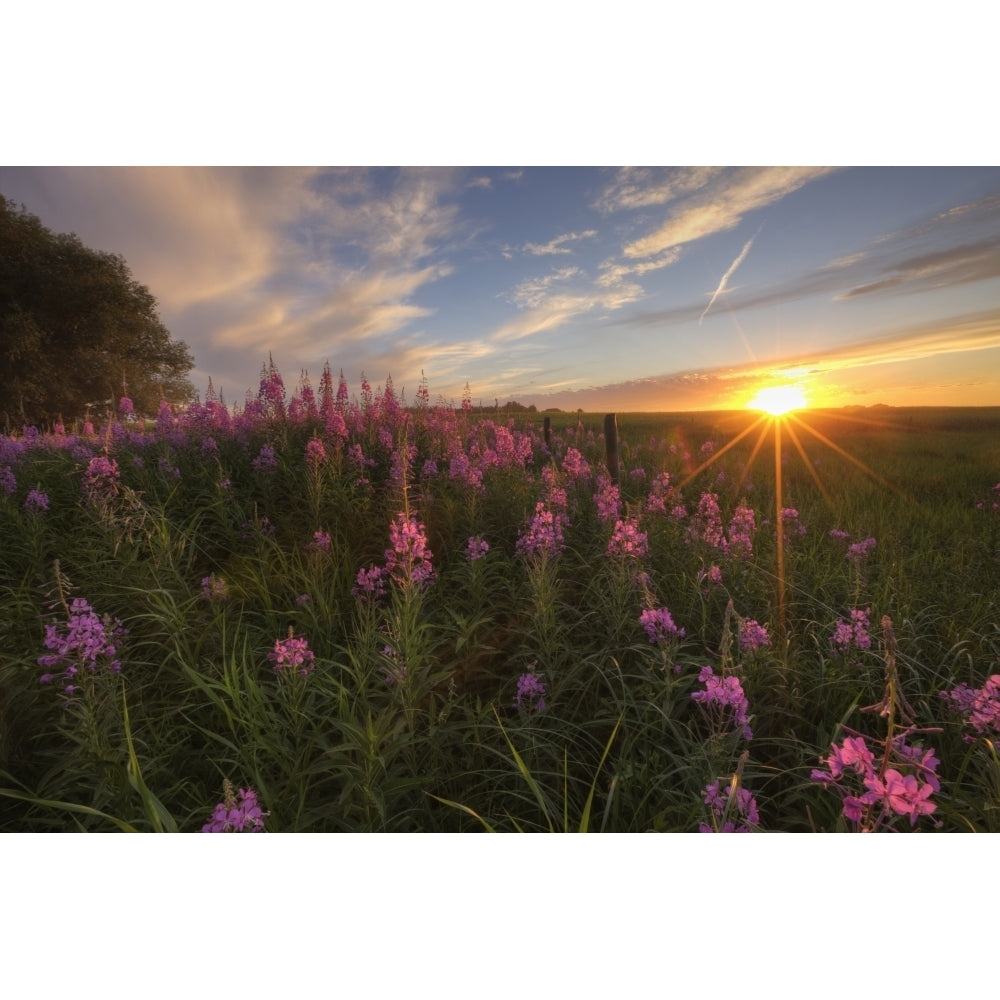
(3, 165, 1000, 412)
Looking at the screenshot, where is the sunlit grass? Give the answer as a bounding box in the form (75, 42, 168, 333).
(2, 385, 999, 832)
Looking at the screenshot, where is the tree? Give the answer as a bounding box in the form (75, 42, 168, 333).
(0, 194, 196, 426)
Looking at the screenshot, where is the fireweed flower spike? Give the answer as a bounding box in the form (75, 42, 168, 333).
(385, 512, 436, 587)
(639, 607, 685, 645)
(200, 574, 228, 600)
(38, 597, 127, 694)
(606, 517, 649, 560)
(940, 674, 1000, 739)
(515, 671, 547, 713)
(268, 632, 316, 676)
(24, 488, 49, 513)
(738, 619, 771, 653)
(516, 501, 567, 559)
(202, 780, 268, 832)
(691, 666, 753, 741)
(699, 780, 760, 833)
(810, 730, 940, 829)
(465, 535, 490, 561)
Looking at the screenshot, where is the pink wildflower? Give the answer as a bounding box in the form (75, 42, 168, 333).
(202, 781, 268, 832)
(466, 535, 490, 561)
(268, 634, 316, 676)
(699, 780, 759, 832)
(738, 618, 770, 653)
(691, 666, 753, 740)
(305, 438, 327, 466)
(385, 512, 436, 587)
(606, 518, 649, 560)
(639, 607, 685, 645)
(516, 501, 567, 559)
(514, 672, 547, 713)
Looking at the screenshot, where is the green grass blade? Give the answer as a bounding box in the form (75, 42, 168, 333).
(0, 787, 139, 833)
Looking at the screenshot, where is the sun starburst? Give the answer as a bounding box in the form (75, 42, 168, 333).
(748, 385, 807, 416)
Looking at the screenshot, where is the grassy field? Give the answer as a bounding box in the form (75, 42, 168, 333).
(2, 382, 998, 832)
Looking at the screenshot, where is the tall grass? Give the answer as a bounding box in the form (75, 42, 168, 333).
(2, 379, 998, 831)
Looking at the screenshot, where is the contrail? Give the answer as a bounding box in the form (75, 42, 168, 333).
(699, 226, 761, 324)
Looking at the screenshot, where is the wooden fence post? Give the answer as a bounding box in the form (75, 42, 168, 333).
(543, 415, 551, 447)
(604, 413, 619, 485)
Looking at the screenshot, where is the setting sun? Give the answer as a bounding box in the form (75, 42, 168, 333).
(748, 385, 807, 415)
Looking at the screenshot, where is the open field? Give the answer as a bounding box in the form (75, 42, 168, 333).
(2, 383, 999, 832)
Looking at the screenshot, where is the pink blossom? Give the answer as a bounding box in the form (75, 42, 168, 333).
(466, 535, 490, 561)
(639, 607, 685, 645)
(606, 518, 649, 560)
(738, 619, 770, 653)
(385, 512, 436, 587)
(268, 635, 316, 676)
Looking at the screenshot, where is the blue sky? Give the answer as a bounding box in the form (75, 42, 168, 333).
(4, 164, 999, 411)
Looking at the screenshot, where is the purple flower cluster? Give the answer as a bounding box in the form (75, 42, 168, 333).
(831, 607, 872, 654)
(514, 671, 547, 713)
(593, 476, 622, 525)
(268, 634, 316, 676)
(200, 574, 228, 600)
(252, 444, 277, 473)
(940, 674, 1000, 739)
(699, 780, 760, 833)
(639, 607, 685, 645)
(305, 438, 327, 466)
(353, 565, 387, 600)
(726, 502, 756, 560)
(644, 472, 673, 515)
(466, 535, 490, 561)
(516, 501, 567, 559)
(846, 536, 877, 564)
(203, 782, 268, 832)
(24, 488, 49, 513)
(81, 455, 121, 505)
(562, 447, 590, 480)
(38, 598, 127, 694)
(780, 506, 806, 541)
(691, 666, 753, 741)
(738, 618, 771, 653)
(385, 512, 436, 587)
(811, 732, 939, 828)
(606, 517, 648, 560)
(687, 492, 725, 550)
(307, 530, 332, 553)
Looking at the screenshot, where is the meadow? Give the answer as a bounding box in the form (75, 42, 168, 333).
(2, 364, 999, 832)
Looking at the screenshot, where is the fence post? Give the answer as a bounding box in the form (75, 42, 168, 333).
(543, 415, 551, 447)
(604, 413, 619, 485)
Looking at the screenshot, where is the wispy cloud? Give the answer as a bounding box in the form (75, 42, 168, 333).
(764, 307, 1000, 375)
(593, 166, 724, 214)
(597, 248, 681, 288)
(523, 229, 598, 255)
(526, 307, 1000, 412)
(616, 189, 1000, 330)
(837, 235, 1000, 298)
(699, 228, 761, 323)
(622, 166, 839, 258)
(493, 265, 645, 343)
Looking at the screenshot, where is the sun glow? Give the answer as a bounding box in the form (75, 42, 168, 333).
(748, 384, 807, 416)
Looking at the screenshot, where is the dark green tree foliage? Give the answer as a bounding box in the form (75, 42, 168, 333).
(0, 194, 196, 426)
